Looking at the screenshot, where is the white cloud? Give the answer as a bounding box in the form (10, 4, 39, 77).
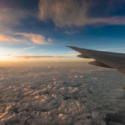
(38, 0, 125, 27)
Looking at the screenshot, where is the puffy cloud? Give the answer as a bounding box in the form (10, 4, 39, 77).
(16, 33, 52, 45)
(0, 66, 125, 125)
(0, 34, 19, 42)
(48, 66, 51, 68)
(38, 0, 125, 27)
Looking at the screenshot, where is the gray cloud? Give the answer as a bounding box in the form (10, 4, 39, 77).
(0, 66, 125, 125)
(0, 8, 30, 33)
(38, 0, 125, 27)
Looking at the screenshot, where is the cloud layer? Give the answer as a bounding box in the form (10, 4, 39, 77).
(0, 53, 78, 59)
(38, 0, 125, 27)
(0, 67, 125, 125)
(14, 55, 62, 59)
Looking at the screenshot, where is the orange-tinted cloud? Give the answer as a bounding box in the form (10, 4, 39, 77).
(38, 0, 125, 27)
(16, 33, 52, 45)
(0, 53, 78, 59)
(14, 55, 63, 59)
(0, 34, 19, 42)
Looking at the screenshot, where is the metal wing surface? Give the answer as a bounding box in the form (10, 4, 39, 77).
(67, 46, 125, 76)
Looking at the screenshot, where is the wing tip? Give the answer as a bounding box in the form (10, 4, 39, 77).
(66, 46, 78, 49)
(66, 46, 84, 53)
(66, 45, 74, 48)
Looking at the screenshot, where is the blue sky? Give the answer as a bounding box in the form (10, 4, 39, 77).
(0, 0, 125, 61)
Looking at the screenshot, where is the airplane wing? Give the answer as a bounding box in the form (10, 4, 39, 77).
(67, 46, 125, 76)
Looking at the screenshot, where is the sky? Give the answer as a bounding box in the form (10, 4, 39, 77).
(0, 0, 125, 62)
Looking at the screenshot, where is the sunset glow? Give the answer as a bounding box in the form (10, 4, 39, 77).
(0, 0, 125, 64)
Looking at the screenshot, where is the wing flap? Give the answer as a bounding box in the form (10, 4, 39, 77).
(89, 61, 112, 68)
(117, 68, 125, 76)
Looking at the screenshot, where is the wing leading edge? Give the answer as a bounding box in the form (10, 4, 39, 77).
(67, 46, 125, 76)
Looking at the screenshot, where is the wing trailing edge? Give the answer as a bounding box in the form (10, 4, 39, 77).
(89, 61, 112, 68)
